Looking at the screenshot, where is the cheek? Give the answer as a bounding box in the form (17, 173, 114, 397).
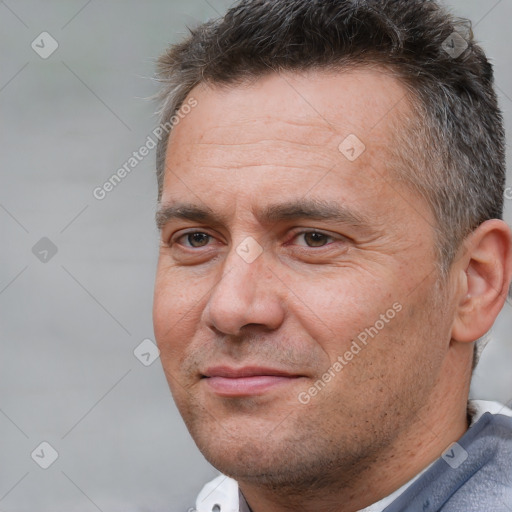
(152, 268, 204, 361)
(282, 270, 393, 354)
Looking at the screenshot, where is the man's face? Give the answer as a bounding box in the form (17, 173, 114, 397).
(153, 69, 456, 488)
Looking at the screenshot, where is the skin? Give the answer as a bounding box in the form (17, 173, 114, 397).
(153, 68, 512, 512)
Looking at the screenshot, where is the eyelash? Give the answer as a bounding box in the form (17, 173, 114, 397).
(170, 229, 340, 250)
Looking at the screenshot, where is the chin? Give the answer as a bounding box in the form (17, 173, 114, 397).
(185, 411, 355, 492)
(200, 436, 351, 493)
(185, 413, 289, 473)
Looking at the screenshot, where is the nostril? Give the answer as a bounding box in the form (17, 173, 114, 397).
(212, 505, 221, 512)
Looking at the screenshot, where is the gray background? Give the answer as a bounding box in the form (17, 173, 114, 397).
(1, 0, 511, 510)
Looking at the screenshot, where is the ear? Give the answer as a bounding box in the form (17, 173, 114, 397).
(451, 219, 512, 343)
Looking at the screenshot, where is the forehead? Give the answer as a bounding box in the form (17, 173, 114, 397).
(161, 68, 420, 222)
(168, 67, 408, 145)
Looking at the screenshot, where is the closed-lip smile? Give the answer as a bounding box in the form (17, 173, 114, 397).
(201, 366, 304, 396)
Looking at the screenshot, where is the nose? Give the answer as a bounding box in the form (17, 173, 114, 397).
(202, 245, 285, 336)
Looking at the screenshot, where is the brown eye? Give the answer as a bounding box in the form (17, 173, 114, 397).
(184, 232, 211, 247)
(301, 231, 331, 247)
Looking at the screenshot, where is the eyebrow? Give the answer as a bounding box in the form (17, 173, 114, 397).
(155, 198, 371, 231)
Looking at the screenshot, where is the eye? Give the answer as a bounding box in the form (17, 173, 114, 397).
(176, 231, 213, 248)
(293, 230, 336, 248)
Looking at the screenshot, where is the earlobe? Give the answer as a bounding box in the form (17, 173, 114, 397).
(451, 220, 512, 343)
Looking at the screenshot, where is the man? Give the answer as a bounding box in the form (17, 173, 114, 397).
(152, 0, 512, 510)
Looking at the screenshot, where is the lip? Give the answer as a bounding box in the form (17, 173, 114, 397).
(201, 366, 304, 397)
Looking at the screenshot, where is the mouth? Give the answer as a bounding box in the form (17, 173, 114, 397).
(201, 366, 305, 397)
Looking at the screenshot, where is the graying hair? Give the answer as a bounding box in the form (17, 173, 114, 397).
(154, 0, 508, 367)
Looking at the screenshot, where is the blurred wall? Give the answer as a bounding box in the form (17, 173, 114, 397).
(1, 0, 511, 510)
